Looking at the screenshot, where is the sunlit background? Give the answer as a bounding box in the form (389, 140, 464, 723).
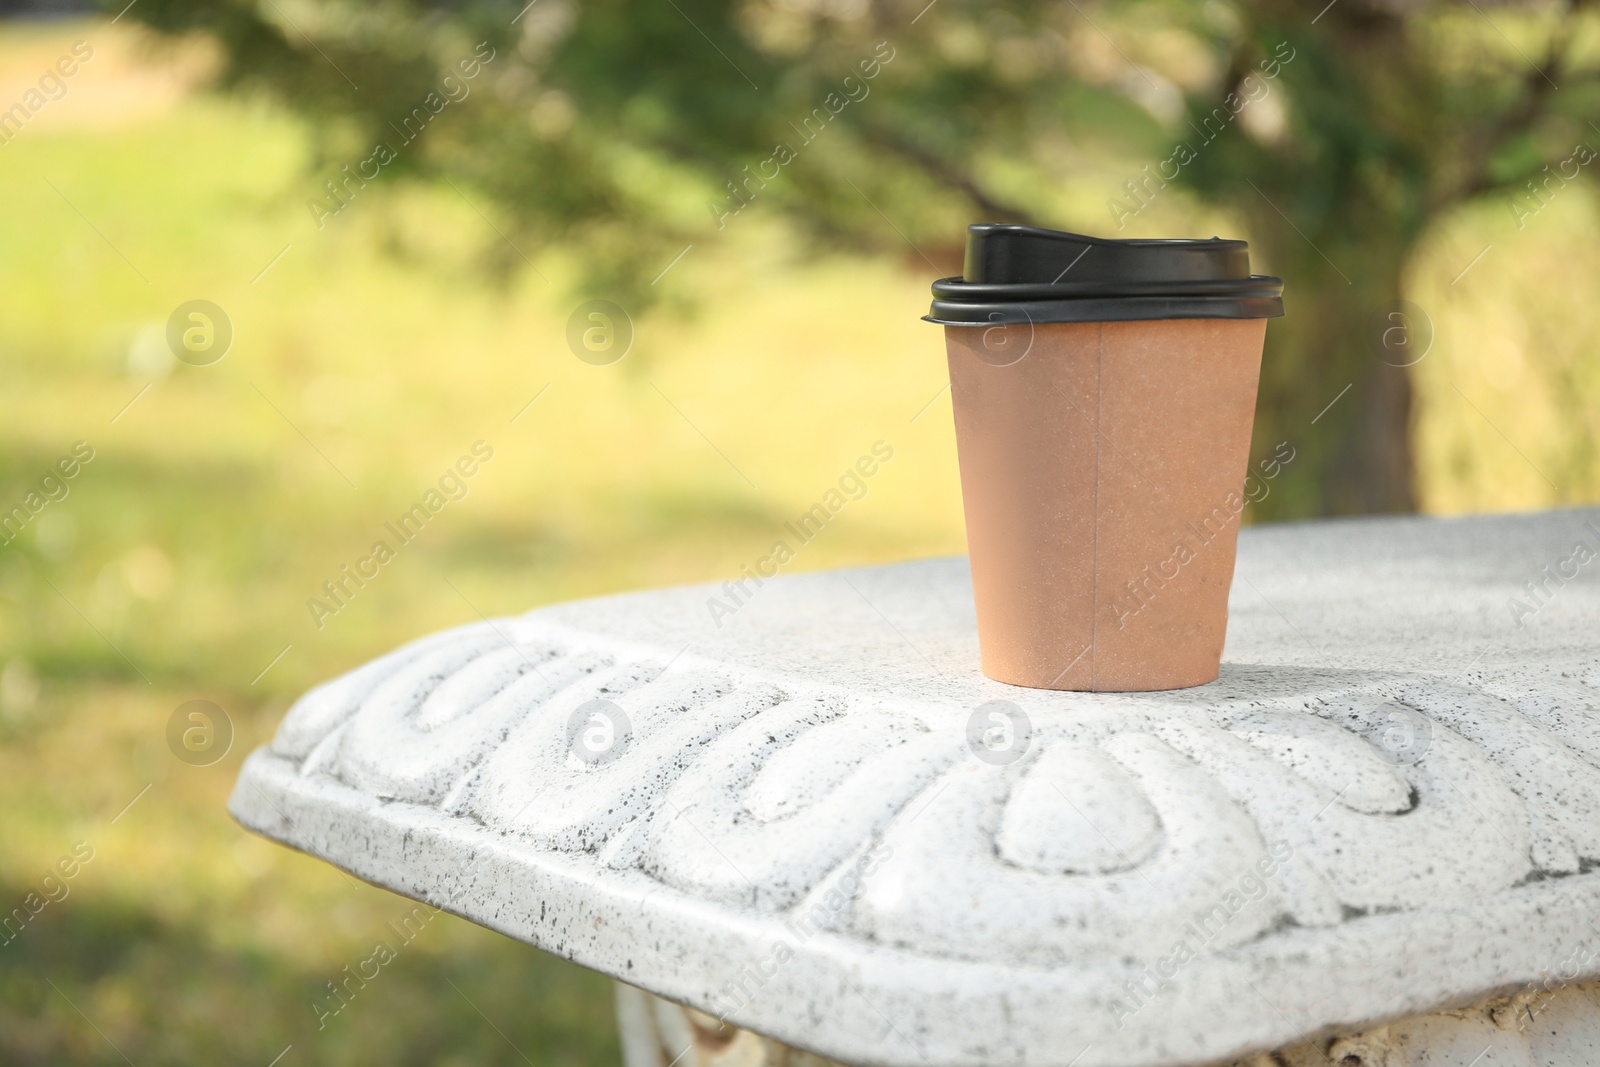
(3, 1, 1598, 1063)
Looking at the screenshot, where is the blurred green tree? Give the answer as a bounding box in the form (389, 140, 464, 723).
(122, 0, 1600, 517)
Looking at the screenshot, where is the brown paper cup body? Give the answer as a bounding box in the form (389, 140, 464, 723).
(945, 318, 1266, 692)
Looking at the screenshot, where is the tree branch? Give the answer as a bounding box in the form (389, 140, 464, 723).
(1438, 4, 1581, 208)
(862, 124, 1045, 226)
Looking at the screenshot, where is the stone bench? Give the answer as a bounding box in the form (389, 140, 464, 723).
(232, 508, 1600, 1066)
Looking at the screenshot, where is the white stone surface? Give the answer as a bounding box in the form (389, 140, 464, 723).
(232, 508, 1600, 1067)
(614, 979, 1600, 1067)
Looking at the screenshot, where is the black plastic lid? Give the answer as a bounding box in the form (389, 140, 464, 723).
(927, 223, 1283, 326)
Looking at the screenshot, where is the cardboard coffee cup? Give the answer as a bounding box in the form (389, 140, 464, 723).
(926, 225, 1284, 692)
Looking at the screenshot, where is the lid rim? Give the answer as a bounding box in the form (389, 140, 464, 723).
(932, 274, 1284, 303)
(927, 292, 1285, 326)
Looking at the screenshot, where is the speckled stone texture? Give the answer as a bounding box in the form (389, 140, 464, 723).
(233, 509, 1600, 1067)
(616, 980, 1600, 1067)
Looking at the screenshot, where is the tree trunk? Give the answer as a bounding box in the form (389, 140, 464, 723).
(1244, 225, 1418, 520)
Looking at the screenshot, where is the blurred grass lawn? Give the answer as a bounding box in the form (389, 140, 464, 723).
(2, 17, 1597, 1066)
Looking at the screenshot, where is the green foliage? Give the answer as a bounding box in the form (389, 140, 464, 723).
(116, 0, 1600, 515)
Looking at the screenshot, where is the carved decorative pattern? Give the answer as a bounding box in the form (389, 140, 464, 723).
(263, 622, 1597, 956)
